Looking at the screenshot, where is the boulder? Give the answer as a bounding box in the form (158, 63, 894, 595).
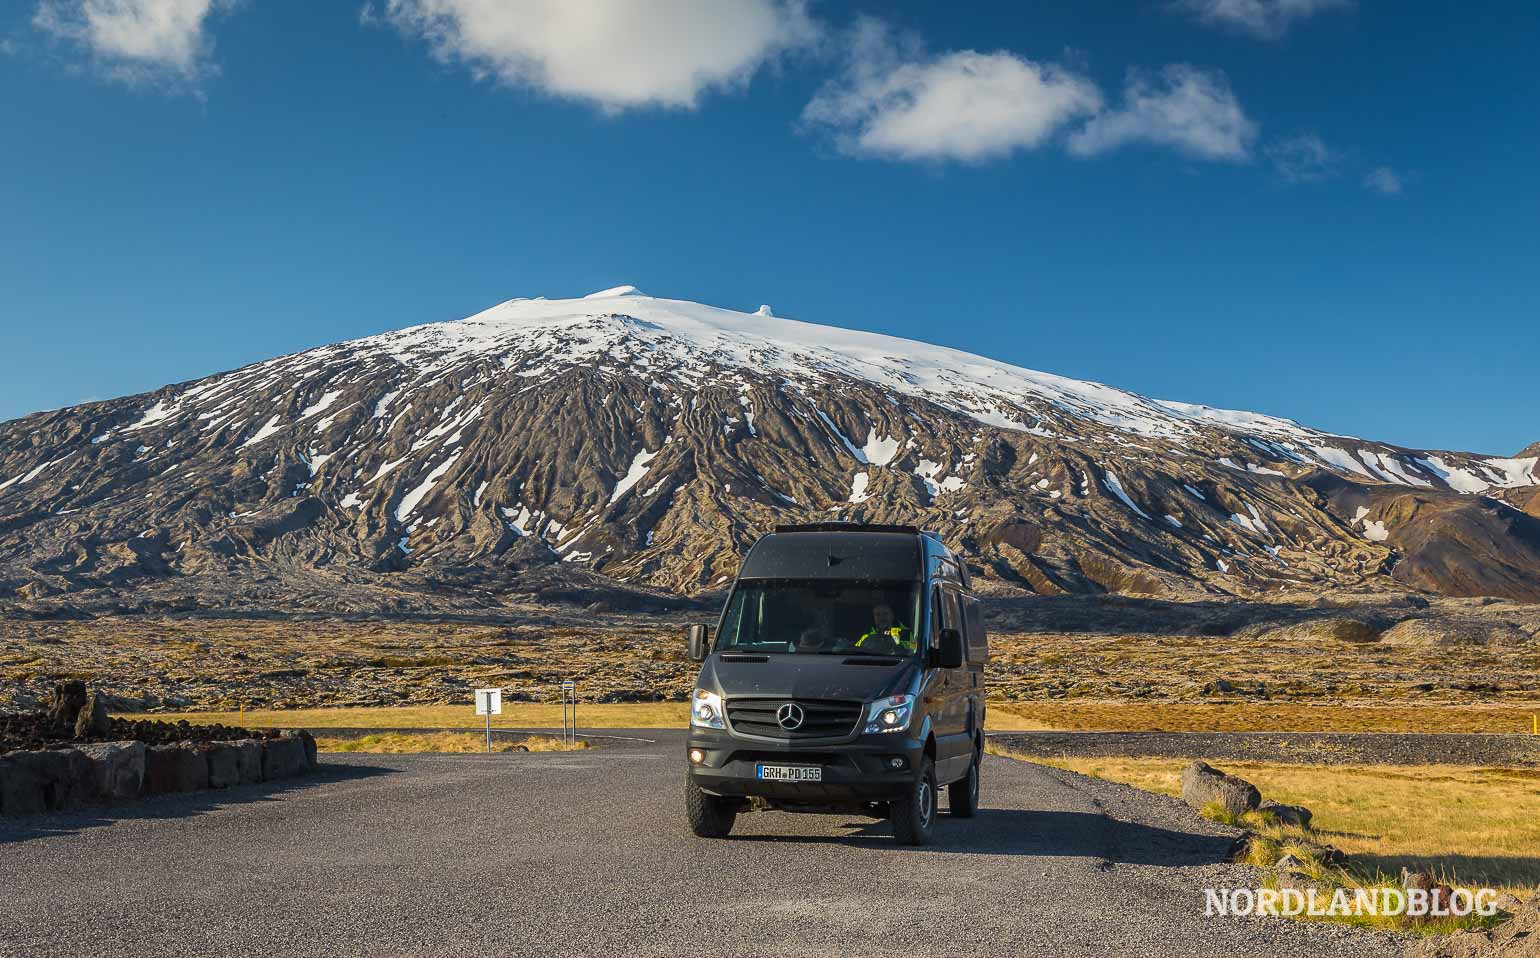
(232, 740, 264, 784)
(1259, 800, 1313, 829)
(261, 735, 308, 780)
(0, 748, 94, 815)
(74, 691, 112, 739)
(204, 743, 241, 789)
(76, 741, 146, 801)
(1403, 869, 1458, 925)
(1180, 761, 1261, 817)
(44, 679, 89, 729)
(144, 743, 209, 794)
(293, 730, 318, 770)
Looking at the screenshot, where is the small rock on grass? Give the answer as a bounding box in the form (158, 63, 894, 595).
(1260, 799, 1313, 828)
(1180, 761, 1261, 817)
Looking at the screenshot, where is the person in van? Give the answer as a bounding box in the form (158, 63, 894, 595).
(855, 603, 915, 654)
(796, 609, 837, 653)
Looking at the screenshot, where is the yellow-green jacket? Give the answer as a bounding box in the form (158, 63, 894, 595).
(855, 624, 916, 652)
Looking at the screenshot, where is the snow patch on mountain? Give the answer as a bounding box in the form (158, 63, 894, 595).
(1103, 470, 1151, 520)
(860, 429, 900, 466)
(609, 449, 658, 504)
(848, 471, 870, 503)
(396, 452, 461, 521)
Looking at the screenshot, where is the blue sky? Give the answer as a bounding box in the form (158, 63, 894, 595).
(1, 1, 1535, 455)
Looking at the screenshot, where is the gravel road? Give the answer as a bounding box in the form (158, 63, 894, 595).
(0, 730, 1404, 958)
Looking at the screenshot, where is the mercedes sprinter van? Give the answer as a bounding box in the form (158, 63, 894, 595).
(684, 524, 988, 845)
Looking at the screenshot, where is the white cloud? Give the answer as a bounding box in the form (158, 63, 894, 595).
(1067, 65, 1256, 162)
(375, 0, 820, 113)
(801, 19, 1102, 163)
(1265, 132, 1338, 182)
(1173, 0, 1350, 40)
(1363, 166, 1403, 195)
(33, 0, 230, 87)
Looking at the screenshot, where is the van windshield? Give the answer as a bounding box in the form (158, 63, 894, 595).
(715, 579, 923, 656)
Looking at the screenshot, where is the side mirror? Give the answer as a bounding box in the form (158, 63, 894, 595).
(935, 627, 964, 670)
(687, 624, 710, 662)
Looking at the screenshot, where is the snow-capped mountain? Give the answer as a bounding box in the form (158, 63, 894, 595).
(3, 286, 1538, 609)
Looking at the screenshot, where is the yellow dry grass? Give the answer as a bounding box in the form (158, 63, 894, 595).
(989, 750, 1540, 892)
(316, 731, 587, 753)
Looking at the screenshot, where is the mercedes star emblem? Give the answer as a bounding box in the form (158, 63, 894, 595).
(776, 703, 805, 730)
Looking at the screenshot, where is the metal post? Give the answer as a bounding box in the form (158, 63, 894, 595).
(559, 680, 577, 747)
(485, 706, 492, 754)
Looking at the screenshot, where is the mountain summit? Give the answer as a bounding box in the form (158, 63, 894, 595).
(2, 289, 1538, 610)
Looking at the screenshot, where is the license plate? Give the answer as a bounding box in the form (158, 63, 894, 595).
(756, 764, 822, 782)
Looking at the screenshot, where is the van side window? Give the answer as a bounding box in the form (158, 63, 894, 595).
(944, 591, 962, 638)
(929, 586, 945, 648)
(960, 594, 988, 663)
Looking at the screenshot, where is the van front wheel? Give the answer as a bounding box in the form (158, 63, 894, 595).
(686, 779, 737, 838)
(891, 757, 937, 846)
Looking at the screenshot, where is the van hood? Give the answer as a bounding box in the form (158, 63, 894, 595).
(700, 654, 918, 703)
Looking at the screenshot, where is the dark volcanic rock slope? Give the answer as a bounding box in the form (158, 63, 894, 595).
(2, 286, 1537, 605)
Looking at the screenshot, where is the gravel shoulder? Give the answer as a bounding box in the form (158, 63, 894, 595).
(989, 731, 1540, 766)
(0, 730, 1404, 958)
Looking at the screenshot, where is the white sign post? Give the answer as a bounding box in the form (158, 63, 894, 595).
(475, 688, 503, 753)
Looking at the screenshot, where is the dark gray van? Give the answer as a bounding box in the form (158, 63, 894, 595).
(684, 523, 988, 845)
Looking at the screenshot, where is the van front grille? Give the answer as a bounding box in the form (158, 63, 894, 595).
(725, 698, 863, 739)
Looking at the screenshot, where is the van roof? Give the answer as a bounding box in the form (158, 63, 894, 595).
(774, 522, 947, 546)
(739, 525, 940, 582)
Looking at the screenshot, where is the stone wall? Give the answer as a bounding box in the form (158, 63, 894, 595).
(0, 730, 318, 817)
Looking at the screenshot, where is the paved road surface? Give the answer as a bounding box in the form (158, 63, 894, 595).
(0, 730, 1403, 958)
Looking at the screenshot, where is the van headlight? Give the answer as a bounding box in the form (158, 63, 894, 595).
(691, 688, 725, 729)
(864, 693, 915, 734)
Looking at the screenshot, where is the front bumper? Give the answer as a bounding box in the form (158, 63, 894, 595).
(687, 727, 924, 802)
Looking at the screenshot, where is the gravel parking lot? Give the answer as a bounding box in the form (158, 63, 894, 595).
(0, 730, 1404, 958)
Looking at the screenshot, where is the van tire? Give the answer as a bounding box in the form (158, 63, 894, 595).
(949, 753, 979, 818)
(892, 757, 937, 846)
(686, 779, 737, 838)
